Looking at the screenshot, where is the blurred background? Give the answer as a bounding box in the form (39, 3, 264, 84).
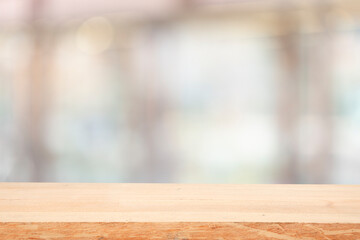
(1, 0, 360, 183)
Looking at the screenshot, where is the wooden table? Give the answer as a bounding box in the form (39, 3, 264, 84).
(1, 183, 359, 239)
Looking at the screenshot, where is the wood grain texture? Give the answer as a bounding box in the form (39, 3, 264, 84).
(1, 222, 360, 240)
(1, 183, 360, 239)
(1, 183, 360, 223)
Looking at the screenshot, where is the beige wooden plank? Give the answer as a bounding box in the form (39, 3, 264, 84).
(0, 183, 359, 223)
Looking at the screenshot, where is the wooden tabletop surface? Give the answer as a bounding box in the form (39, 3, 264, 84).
(1, 183, 359, 223)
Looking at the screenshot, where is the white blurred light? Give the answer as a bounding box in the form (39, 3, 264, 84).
(76, 17, 114, 55)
